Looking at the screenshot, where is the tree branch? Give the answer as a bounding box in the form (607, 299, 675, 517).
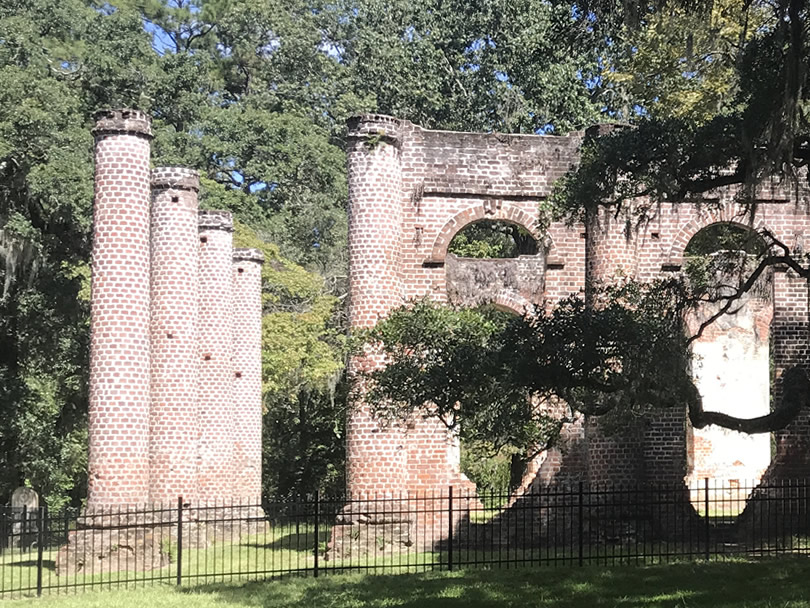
(688, 366, 810, 433)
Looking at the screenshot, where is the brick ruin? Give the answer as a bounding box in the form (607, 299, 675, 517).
(75, 108, 810, 562)
(86, 109, 265, 509)
(344, 114, 810, 505)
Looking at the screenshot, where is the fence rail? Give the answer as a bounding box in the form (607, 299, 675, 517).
(2, 478, 809, 599)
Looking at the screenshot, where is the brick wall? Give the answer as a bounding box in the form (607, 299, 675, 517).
(346, 113, 810, 496)
(197, 211, 236, 501)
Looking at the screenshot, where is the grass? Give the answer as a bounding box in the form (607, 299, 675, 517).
(5, 519, 810, 600)
(2, 557, 810, 607)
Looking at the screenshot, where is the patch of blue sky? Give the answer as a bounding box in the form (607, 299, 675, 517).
(466, 37, 495, 53)
(319, 39, 345, 62)
(577, 68, 603, 91)
(259, 39, 282, 58)
(143, 19, 174, 56)
(94, 3, 116, 16)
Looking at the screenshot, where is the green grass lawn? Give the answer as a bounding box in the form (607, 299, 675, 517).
(3, 558, 810, 607)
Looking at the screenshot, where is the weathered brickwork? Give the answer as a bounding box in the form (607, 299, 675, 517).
(198, 211, 236, 500)
(232, 249, 265, 500)
(88, 110, 153, 507)
(149, 168, 200, 505)
(346, 113, 810, 498)
(86, 110, 264, 508)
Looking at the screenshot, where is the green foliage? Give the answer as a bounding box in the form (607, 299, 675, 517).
(684, 223, 766, 256)
(459, 441, 513, 497)
(553, 0, 810, 222)
(360, 282, 695, 451)
(448, 221, 537, 259)
(604, 0, 768, 122)
(234, 223, 346, 498)
(339, 0, 603, 133)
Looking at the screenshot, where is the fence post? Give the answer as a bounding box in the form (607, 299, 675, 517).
(578, 481, 584, 567)
(313, 491, 320, 578)
(36, 505, 45, 596)
(176, 496, 183, 586)
(0, 505, 6, 555)
(704, 478, 710, 561)
(448, 486, 454, 572)
(21, 504, 27, 552)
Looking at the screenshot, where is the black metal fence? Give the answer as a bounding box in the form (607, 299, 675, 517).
(2, 478, 810, 599)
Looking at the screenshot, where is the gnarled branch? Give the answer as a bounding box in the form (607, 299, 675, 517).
(688, 366, 810, 433)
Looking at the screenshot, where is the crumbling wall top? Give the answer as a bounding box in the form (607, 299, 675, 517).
(198, 210, 234, 232)
(233, 248, 265, 264)
(347, 114, 404, 143)
(152, 167, 200, 192)
(92, 109, 153, 138)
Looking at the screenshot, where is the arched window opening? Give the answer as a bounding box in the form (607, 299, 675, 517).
(683, 223, 772, 505)
(684, 223, 766, 257)
(448, 220, 538, 258)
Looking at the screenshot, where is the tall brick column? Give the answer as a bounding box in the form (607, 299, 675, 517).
(87, 109, 152, 507)
(345, 115, 407, 497)
(197, 211, 235, 501)
(149, 168, 200, 505)
(232, 248, 265, 500)
(581, 125, 654, 485)
(768, 268, 810, 478)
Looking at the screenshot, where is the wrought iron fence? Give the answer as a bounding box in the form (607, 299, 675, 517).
(2, 478, 809, 599)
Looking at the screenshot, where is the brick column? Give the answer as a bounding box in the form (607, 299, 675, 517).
(768, 268, 810, 478)
(197, 211, 235, 501)
(581, 124, 653, 485)
(87, 109, 152, 507)
(232, 248, 264, 500)
(345, 115, 408, 497)
(149, 168, 200, 505)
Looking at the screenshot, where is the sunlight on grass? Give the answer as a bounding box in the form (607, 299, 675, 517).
(5, 558, 810, 608)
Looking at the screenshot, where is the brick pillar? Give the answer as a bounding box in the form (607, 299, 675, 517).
(345, 115, 407, 497)
(581, 128, 653, 485)
(197, 211, 235, 501)
(87, 109, 152, 507)
(769, 268, 810, 478)
(149, 168, 200, 505)
(232, 248, 264, 500)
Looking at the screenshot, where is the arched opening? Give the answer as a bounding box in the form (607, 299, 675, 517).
(683, 223, 772, 507)
(684, 223, 767, 257)
(455, 305, 539, 504)
(444, 220, 545, 310)
(448, 220, 538, 258)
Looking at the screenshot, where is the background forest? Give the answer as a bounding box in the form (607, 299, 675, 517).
(0, 0, 762, 508)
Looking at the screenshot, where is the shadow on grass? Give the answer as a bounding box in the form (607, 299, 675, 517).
(180, 557, 810, 608)
(244, 530, 328, 552)
(4, 559, 56, 571)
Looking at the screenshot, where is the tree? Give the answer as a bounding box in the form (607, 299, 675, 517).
(549, 0, 810, 433)
(358, 0, 810, 456)
(336, 0, 604, 134)
(234, 223, 347, 498)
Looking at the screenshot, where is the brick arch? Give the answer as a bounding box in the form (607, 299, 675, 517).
(666, 208, 768, 267)
(491, 291, 535, 317)
(428, 202, 542, 263)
